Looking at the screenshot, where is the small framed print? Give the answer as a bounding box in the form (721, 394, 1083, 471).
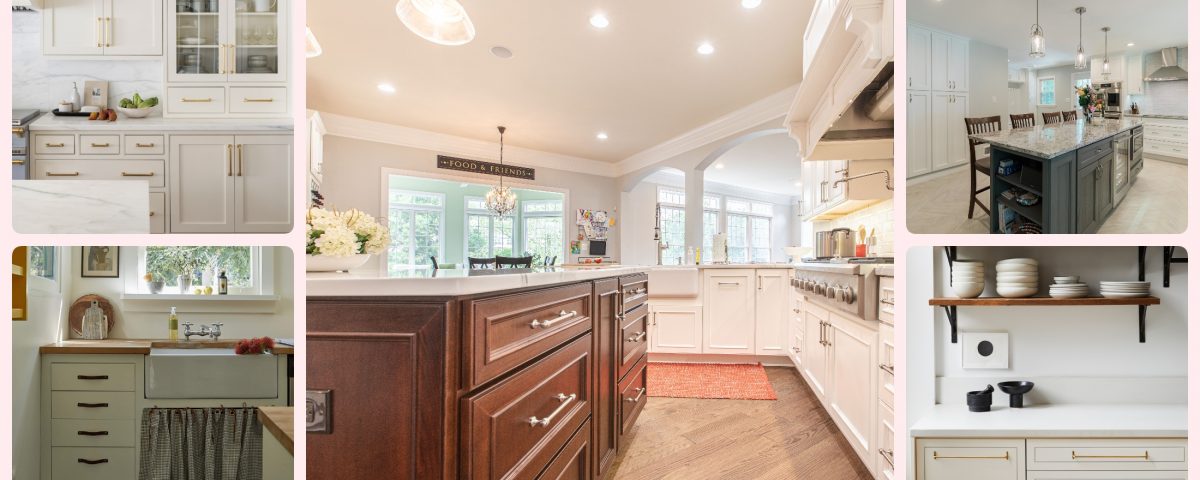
(81, 246, 119, 278)
(82, 80, 109, 109)
(961, 332, 1009, 369)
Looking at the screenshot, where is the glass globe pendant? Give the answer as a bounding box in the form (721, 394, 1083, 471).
(484, 126, 518, 217)
(1101, 27, 1111, 77)
(1028, 0, 1045, 57)
(395, 0, 476, 46)
(1073, 7, 1087, 69)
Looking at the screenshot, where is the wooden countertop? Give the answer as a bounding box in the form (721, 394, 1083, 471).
(258, 407, 294, 455)
(40, 339, 295, 355)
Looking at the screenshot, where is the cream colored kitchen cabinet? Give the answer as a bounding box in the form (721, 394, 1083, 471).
(262, 425, 293, 480)
(827, 311, 877, 464)
(41, 355, 143, 480)
(42, 0, 162, 56)
(1091, 57, 1127, 84)
(753, 269, 790, 356)
(907, 25, 932, 91)
(917, 438, 1026, 480)
(907, 90, 932, 177)
(876, 323, 895, 479)
(170, 135, 292, 233)
(648, 304, 703, 355)
(233, 136, 294, 233)
(1026, 438, 1187, 472)
(931, 31, 968, 92)
(702, 270, 756, 355)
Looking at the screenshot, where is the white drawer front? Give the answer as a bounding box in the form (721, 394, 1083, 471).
(1028, 471, 1185, 479)
(877, 402, 895, 479)
(1027, 439, 1186, 471)
(50, 363, 136, 392)
(35, 135, 76, 155)
(80, 135, 121, 155)
(35, 159, 167, 187)
(51, 447, 135, 480)
(228, 86, 288, 114)
(167, 87, 226, 114)
(878, 325, 894, 409)
(51, 419, 136, 447)
(150, 192, 167, 234)
(1145, 141, 1187, 158)
(51, 392, 136, 420)
(1144, 128, 1188, 143)
(918, 438, 1025, 480)
(124, 135, 165, 155)
(878, 275, 895, 324)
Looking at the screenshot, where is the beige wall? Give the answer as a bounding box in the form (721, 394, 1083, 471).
(968, 39, 1010, 121)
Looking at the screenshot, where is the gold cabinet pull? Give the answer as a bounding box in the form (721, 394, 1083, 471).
(105, 17, 112, 47)
(227, 144, 233, 177)
(527, 393, 576, 427)
(121, 172, 155, 177)
(230, 44, 237, 74)
(237, 144, 244, 176)
(12, 127, 25, 137)
(97, 17, 102, 47)
(135, 143, 155, 148)
(933, 451, 1010, 460)
(181, 98, 213, 103)
(90, 143, 111, 148)
(46, 172, 80, 177)
(242, 98, 274, 103)
(12, 160, 25, 165)
(1072, 450, 1149, 460)
(45, 143, 65, 148)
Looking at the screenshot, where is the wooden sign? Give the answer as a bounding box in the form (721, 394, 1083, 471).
(437, 155, 535, 180)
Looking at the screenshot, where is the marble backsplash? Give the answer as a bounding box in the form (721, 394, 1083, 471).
(12, 11, 162, 111)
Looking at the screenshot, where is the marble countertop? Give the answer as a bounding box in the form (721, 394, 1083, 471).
(13, 180, 149, 234)
(875, 266, 894, 277)
(29, 114, 293, 131)
(258, 407, 294, 455)
(910, 404, 1186, 438)
(308, 265, 652, 297)
(40, 339, 295, 355)
(969, 117, 1143, 159)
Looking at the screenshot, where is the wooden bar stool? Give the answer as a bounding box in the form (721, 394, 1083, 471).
(964, 116, 1002, 219)
(1061, 110, 1078, 121)
(1010, 113, 1036, 128)
(1042, 111, 1063, 125)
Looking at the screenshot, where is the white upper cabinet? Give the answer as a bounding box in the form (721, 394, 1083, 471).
(168, 0, 289, 83)
(43, 0, 161, 56)
(1090, 57, 1126, 84)
(908, 26, 932, 91)
(931, 31, 968, 92)
(1126, 52, 1145, 95)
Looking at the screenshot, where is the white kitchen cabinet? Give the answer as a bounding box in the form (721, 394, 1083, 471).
(1126, 52, 1145, 95)
(907, 26, 932, 91)
(1143, 118, 1188, 160)
(42, 0, 162, 56)
(1091, 57, 1127, 84)
(931, 31, 968, 92)
(917, 438, 1026, 480)
(931, 93, 968, 172)
(876, 323, 895, 479)
(825, 160, 849, 207)
(1025, 438, 1187, 472)
(234, 136, 293, 232)
(787, 297, 804, 366)
(169, 135, 292, 233)
(827, 311, 877, 463)
(753, 269, 790, 356)
(908, 24, 970, 179)
(801, 158, 892, 221)
(908, 91, 932, 177)
(648, 305, 703, 355)
(702, 270, 756, 355)
(801, 303, 829, 398)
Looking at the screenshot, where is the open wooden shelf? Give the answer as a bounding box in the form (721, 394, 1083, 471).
(930, 296, 1160, 306)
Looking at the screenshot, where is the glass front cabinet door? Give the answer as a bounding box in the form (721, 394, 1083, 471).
(168, 0, 288, 83)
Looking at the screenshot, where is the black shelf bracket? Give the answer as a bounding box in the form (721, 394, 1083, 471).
(1139, 305, 1148, 343)
(944, 246, 958, 286)
(1138, 246, 1147, 281)
(1164, 246, 1187, 288)
(942, 305, 958, 343)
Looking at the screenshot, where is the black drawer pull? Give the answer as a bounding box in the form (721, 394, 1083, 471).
(76, 402, 109, 408)
(77, 458, 109, 465)
(77, 375, 109, 380)
(77, 430, 109, 436)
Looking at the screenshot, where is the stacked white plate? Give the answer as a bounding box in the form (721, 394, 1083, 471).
(951, 260, 984, 298)
(995, 258, 1038, 298)
(1049, 283, 1089, 298)
(1099, 281, 1150, 298)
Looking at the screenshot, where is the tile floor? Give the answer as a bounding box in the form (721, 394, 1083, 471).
(906, 158, 1187, 234)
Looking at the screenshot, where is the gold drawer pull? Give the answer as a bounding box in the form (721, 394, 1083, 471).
(527, 393, 576, 428)
(12, 160, 25, 165)
(933, 451, 1010, 460)
(242, 98, 275, 103)
(90, 143, 110, 147)
(12, 127, 25, 137)
(530, 310, 576, 329)
(626, 331, 646, 343)
(135, 143, 156, 148)
(45, 143, 65, 148)
(1072, 450, 1149, 460)
(181, 98, 213, 103)
(625, 387, 646, 403)
(121, 172, 155, 177)
(46, 172, 80, 177)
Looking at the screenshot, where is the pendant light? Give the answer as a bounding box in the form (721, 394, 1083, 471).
(395, 0, 476, 46)
(484, 126, 518, 217)
(1073, 7, 1087, 69)
(1028, 0, 1045, 58)
(1101, 27, 1111, 77)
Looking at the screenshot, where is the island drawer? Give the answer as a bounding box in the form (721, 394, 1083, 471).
(50, 363, 136, 392)
(1077, 139, 1113, 168)
(34, 159, 167, 188)
(1026, 438, 1186, 471)
(461, 333, 592, 480)
(51, 392, 136, 420)
(620, 273, 649, 313)
(80, 135, 121, 155)
(465, 282, 593, 389)
(51, 419, 136, 447)
(51, 447, 135, 480)
(618, 303, 649, 380)
(617, 354, 648, 451)
(124, 135, 165, 155)
(35, 134, 76, 155)
(537, 419, 592, 480)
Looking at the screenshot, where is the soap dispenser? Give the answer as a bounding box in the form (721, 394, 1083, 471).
(168, 307, 179, 340)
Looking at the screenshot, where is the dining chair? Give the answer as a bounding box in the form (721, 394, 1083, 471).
(496, 255, 534, 268)
(468, 257, 497, 269)
(1010, 113, 1036, 128)
(1061, 110, 1077, 121)
(1042, 111, 1063, 125)
(964, 116, 1002, 219)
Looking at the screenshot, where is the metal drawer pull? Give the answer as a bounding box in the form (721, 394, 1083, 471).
(880, 299, 895, 306)
(242, 98, 275, 102)
(46, 172, 80, 177)
(237, 144, 244, 176)
(77, 430, 109, 436)
(227, 144, 233, 176)
(879, 448, 894, 467)
(12, 160, 25, 165)
(717, 282, 740, 286)
(76, 375, 109, 380)
(78, 458, 109, 465)
(1072, 450, 1148, 460)
(135, 142, 156, 147)
(90, 143, 110, 147)
(149, 212, 155, 217)
(933, 451, 1009, 460)
(76, 402, 109, 408)
(528, 393, 576, 427)
(530, 310, 576, 329)
(625, 387, 646, 403)
(626, 331, 646, 343)
(45, 143, 65, 148)
(181, 98, 213, 103)
(12, 127, 25, 137)
(121, 172, 155, 177)
(879, 364, 894, 375)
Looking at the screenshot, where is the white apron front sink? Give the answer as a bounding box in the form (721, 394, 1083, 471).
(648, 267, 700, 297)
(146, 348, 277, 399)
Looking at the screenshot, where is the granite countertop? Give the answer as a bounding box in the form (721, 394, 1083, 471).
(40, 339, 295, 355)
(910, 404, 1186, 438)
(29, 114, 293, 131)
(13, 180, 149, 234)
(969, 117, 1143, 159)
(1126, 113, 1187, 120)
(258, 407, 294, 455)
(308, 265, 652, 297)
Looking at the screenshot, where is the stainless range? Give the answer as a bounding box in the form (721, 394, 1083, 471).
(12, 109, 41, 180)
(793, 258, 893, 321)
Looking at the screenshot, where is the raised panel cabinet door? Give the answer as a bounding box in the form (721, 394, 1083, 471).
(234, 135, 293, 232)
(907, 91, 932, 177)
(827, 313, 876, 462)
(931, 32, 951, 91)
(169, 135, 236, 233)
(1096, 153, 1114, 219)
(1075, 160, 1098, 234)
(930, 93, 952, 171)
(648, 305, 703, 354)
(754, 269, 790, 356)
(43, 0, 104, 55)
(801, 305, 829, 399)
(592, 280, 619, 480)
(907, 25, 932, 90)
(103, 0, 162, 55)
(948, 37, 969, 91)
(702, 270, 756, 355)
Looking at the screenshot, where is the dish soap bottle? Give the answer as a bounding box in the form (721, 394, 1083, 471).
(218, 271, 228, 295)
(168, 307, 179, 340)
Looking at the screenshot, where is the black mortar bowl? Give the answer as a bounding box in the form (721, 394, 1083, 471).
(997, 381, 1035, 408)
(966, 385, 994, 412)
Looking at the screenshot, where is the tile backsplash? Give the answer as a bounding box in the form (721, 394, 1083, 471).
(813, 199, 894, 257)
(12, 12, 162, 111)
(1131, 81, 1188, 117)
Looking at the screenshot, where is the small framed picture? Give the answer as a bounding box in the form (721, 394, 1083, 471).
(82, 80, 109, 109)
(81, 246, 119, 278)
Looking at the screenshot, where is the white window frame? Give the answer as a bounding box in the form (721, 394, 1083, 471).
(656, 187, 687, 265)
(464, 197, 516, 259)
(27, 246, 61, 295)
(1038, 76, 1056, 106)
(520, 199, 565, 262)
(120, 247, 280, 313)
(721, 196, 774, 263)
(387, 188, 447, 268)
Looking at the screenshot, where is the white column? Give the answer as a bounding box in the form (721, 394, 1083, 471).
(684, 169, 704, 263)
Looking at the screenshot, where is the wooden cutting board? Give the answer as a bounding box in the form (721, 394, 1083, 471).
(68, 294, 116, 338)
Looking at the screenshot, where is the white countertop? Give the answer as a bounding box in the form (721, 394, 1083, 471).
(29, 114, 293, 132)
(692, 263, 796, 269)
(307, 265, 651, 297)
(13, 180, 149, 234)
(911, 404, 1186, 438)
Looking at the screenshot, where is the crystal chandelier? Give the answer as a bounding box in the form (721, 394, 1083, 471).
(1028, 0, 1045, 57)
(1073, 7, 1087, 69)
(484, 126, 518, 217)
(395, 0, 475, 46)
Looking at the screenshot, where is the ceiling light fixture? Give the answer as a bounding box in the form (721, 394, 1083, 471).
(484, 126, 518, 217)
(742, 0, 763, 9)
(1073, 7, 1087, 69)
(378, 83, 397, 94)
(1028, 0, 1045, 57)
(697, 42, 715, 55)
(596, 132, 609, 140)
(305, 26, 323, 58)
(1127, 42, 1135, 47)
(714, 163, 725, 169)
(395, 0, 476, 46)
(1101, 26, 1111, 77)
(589, 13, 609, 29)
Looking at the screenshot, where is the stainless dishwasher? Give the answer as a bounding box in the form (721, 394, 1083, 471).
(1112, 131, 1131, 206)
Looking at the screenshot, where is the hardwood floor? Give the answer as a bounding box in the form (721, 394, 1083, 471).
(606, 367, 874, 480)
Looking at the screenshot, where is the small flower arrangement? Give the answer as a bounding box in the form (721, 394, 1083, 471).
(306, 207, 389, 257)
(235, 336, 275, 355)
(1076, 85, 1104, 117)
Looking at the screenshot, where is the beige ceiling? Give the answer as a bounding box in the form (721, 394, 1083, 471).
(306, 0, 809, 163)
(704, 132, 802, 196)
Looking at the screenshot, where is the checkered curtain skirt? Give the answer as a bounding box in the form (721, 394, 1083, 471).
(139, 407, 263, 480)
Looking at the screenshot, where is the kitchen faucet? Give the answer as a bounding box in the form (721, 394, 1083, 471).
(181, 322, 224, 341)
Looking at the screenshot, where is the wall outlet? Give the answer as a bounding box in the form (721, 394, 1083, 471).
(961, 332, 1009, 369)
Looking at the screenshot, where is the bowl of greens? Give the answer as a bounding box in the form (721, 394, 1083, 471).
(117, 93, 159, 118)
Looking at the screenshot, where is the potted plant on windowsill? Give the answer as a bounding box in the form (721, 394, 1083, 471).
(306, 207, 389, 272)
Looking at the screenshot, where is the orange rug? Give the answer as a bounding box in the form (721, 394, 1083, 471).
(646, 362, 778, 400)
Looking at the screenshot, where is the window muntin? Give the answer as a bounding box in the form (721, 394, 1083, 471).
(701, 210, 719, 264)
(1038, 77, 1056, 106)
(388, 189, 445, 271)
(28, 246, 56, 280)
(658, 188, 685, 206)
(750, 217, 771, 263)
(659, 206, 686, 265)
(727, 214, 749, 263)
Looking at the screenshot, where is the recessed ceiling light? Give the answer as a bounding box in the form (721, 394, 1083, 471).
(490, 46, 513, 59)
(741, 0, 762, 8)
(794, 181, 802, 187)
(1127, 42, 1135, 47)
(714, 163, 725, 169)
(589, 13, 609, 29)
(596, 132, 609, 140)
(697, 42, 715, 55)
(378, 83, 397, 94)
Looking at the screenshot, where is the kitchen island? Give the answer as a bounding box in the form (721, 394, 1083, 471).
(307, 266, 650, 480)
(969, 117, 1143, 234)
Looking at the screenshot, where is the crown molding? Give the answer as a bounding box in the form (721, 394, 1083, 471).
(318, 112, 621, 178)
(615, 85, 799, 176)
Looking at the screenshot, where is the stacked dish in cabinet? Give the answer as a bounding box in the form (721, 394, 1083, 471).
(1100, 281, 1151, 298)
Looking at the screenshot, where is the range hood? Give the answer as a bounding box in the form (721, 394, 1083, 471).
(805, 62, 894, 162)
(1145, 48, 1188, 82)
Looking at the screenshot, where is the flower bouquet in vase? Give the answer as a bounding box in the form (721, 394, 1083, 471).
(306, 207, 389, 272)
(1077, 85, 1105, 124)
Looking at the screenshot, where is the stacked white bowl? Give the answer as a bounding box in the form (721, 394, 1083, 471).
(995, 258, 1038, 298)
(1099, 281, 1151, 298)
(1049, 275, 1088, 298)
(951, 260, 984, 298)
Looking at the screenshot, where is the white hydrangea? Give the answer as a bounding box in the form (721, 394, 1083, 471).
(308, 208, 342, 232)
(360, 222, 390, 255)
(307, 206, 389, 257)
(313, 225, 358, 257)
